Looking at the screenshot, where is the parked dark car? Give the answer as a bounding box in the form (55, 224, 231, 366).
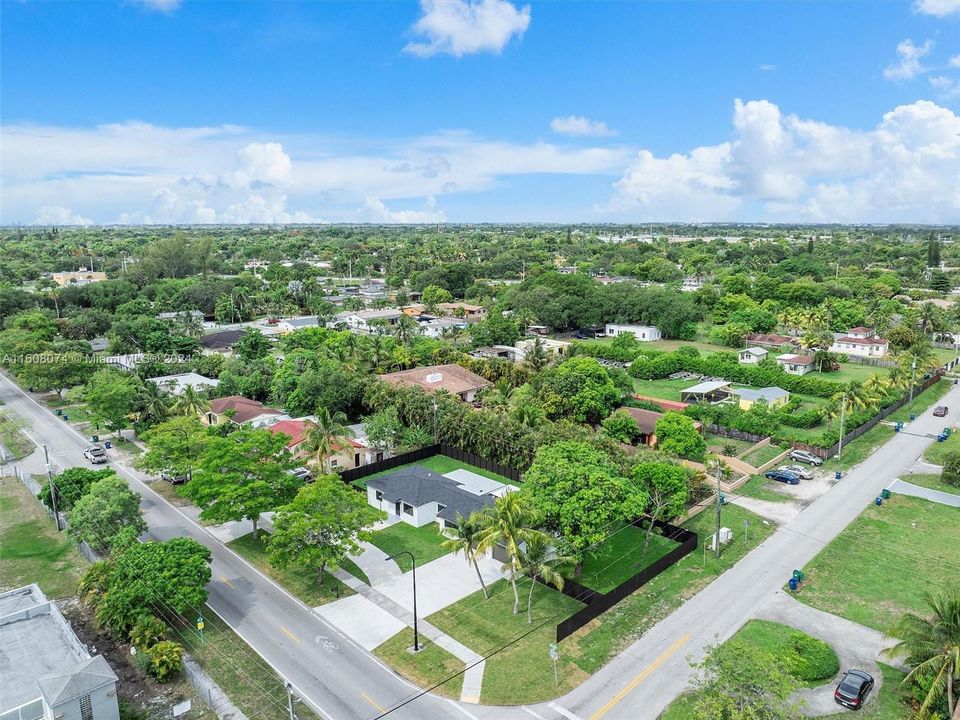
(83, 445, 108, 464)
(788, 449, 823, 466)
(933, 406, 949, 417)
(765, 469, 801, 485)
(160, 471, 188, 484)
(835, 669, 874, 710)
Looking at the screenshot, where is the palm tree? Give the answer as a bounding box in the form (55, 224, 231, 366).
(393, 314, 419, 346)
(885, 590, 960, 720)
(136, 383, 170, 425)
(524, 337, 550, 372)
(520, 535, 573, 624)
(828, 382, 876, 458)
(475, 493, 549, 615)
(441, 513, 489, 600)
(511, 402, 546, 429)
(919, 302, 941, 340)
(172, 384, 208, 417)
(231, 286, 250, 320)
(302, 409, 353, 473)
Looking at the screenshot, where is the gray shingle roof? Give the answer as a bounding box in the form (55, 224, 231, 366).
(366, 464, 500, 523)
(37, 655, 117, 706)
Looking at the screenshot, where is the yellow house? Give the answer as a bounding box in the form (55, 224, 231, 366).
(734, 387, 790, 411)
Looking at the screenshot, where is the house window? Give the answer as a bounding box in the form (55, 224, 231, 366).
(375, 490, 383, 501)
(80, 696, 93, 720)
(403, 503, 414, 516)
(330, 459, 338, 468)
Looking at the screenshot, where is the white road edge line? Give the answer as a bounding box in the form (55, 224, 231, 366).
(521, 707, 548, 719)
(445, 699, 480, 720)
(548, 702, 585, 720)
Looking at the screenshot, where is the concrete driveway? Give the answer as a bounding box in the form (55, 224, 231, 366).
(755, 592, 901, 715)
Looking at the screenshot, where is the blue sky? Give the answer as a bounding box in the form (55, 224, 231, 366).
(2, 0, 959, 224)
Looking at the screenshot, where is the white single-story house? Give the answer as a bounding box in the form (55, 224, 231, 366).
(514, 337, 572, 360)
(776, 353, 816, 376)
(830, 327, 889, 358)
(365, 464, 513, 531)
(418, 318, 468, 338)
(148, 372, 219, 396)
(739, 347, 768, 364)
(275, 316, 321, 334)
(332, 308, 403, 334)
(603, 324, 662, 341)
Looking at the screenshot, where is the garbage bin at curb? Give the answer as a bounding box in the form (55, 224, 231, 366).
(881, 488, 891, 500)
(104, 440, 112, 449)
(789, 578, 799, 592)
(792, 569, 804, 582)
(875, 496, 883, 506)
(835, 470, 842, 480)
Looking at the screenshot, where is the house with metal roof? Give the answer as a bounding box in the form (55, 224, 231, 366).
(738, 347, 769, 364)
(0, 585, 119, 720)
(148, 372, 219, 396)
(732, 386, 791, 410)
(680, 380, 732, 404)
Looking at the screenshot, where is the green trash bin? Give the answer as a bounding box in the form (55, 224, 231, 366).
(92, 435, 99, 443)
(792, 569, 805, 582)
(881, 488, 891, 500)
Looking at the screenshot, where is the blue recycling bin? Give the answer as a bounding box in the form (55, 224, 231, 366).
(910, 414, 916, 421)
(875, 496, 883, 506)
(835, 470, 842, 480)
(62, 414, 68, 421)
(789, 578, 799, 592)
(104, 440, 112, 449)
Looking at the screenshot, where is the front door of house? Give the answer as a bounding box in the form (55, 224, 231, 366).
(395, 500, 401, 516)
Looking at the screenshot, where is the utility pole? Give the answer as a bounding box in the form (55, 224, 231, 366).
(836, 396, 847, 459)
(908, 356, 918, 411)
(714, 461, 723, 559)
(285, 684, 297, 720)
(44, 445, 61, 531)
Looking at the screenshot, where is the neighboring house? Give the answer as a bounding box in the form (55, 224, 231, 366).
(380, 364, 491, 402)
(359, 282, 387, 302)
(603, 324, 662, 341)
(87, 338, 109, 353)
(101, 353, 144, 372)
(202, 396, 288, 428)
(526, 325, 550, 335)
(147, 372, 219, 396)
(514, 337, 571, 360)
(266, 418, 369, 471)
(199, 329, 245, 355)
(0, 584, 120, 720)
(557, 266, 578, 275)
(745, 333, 799, 349)
(49, 269, 107, 286)
(157, 310, 204, 322)
(738, 347, 769, 364)
(680, 276, 704, 292)
(332, 308, 403, 334)
(776, 353, 815, 376)
(275, 316, 321, 334)
(470, 346, 518, 361)
(365, 464, 513, 531)
(680, 381, 732, 404)
(401, 304, 426, 317)
(733, 386, 791, 410)
(621, 407, 703, 447)
(830, 326, 889, 358)
(418, 318, 467, 338)
(435, 303, 487, 322)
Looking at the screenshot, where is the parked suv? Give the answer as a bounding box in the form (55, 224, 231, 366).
(160, 471, 188, 484)
(788, 449, 823, 466)
(83, 445, 108, 464)
(835, 669, 874, 710)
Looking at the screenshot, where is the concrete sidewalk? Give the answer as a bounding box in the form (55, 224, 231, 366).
(888, 478, 960, 507)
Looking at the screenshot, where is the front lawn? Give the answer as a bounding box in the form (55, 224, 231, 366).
(737, 474, 793, 503)
(428, 578, 587, 704)
(900, 472, 960, 496)
(733, 620, 839, 688)
(631, 377, 694, 402)
(923, 429, 960, 465)
(0, 476, 85, 599)
(226, 532, 354, 606)
(793, 494, 960, 632)
(372, 630, 464, 699)
(367, 522, 452, 572)
(575, 524, 679, 594)
(742, 443, 786, 468)
(704, 432, 755, 456)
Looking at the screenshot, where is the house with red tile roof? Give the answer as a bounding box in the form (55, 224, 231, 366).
(202, 396, 288, 428)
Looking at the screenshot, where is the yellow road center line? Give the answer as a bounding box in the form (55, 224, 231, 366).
(361, 693, 384, 712)
(280, 626, 301, 644)
(590, 633, 691, 720)
(220, 576, 236, 589)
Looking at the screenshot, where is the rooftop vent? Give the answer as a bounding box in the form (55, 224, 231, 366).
(425, 372, 443, 383)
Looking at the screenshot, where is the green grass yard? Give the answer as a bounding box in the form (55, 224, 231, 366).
(575, 524, 679, 594)
(0, 476, 84, 598)
(731, 619, 839, 688)
(373, 631, 464, 699)
(226, 532, 354, 606)
(367, 521, 453, 572)
(631, 377, 694, 402)
(742, 443, 786, 468)
(899, 472, 960, 495)
(923, 429, 960, 465)
(0, 412, 34, 460)
(703, 432, 755, 456)
(794, 494, 960, 632)
(737, 474, 793, 503)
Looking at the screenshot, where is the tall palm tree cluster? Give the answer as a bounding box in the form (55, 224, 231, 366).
(442, 492, 572, 624)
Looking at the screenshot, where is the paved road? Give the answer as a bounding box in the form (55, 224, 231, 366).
(5, 369, 955, 720)
(0, 373, 466, 720)
(888, 478, 960, 507)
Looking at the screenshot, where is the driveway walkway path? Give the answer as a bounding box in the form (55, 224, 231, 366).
(349, 542, 404, 586)
(755, 592, 899, 715)
(887, 478, 960, 507)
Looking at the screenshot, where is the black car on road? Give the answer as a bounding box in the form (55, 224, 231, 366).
(835, 669, 874, 710)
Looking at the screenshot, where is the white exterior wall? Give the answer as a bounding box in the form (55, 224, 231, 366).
(366, 488, 436, 527)
(739, 353, 762, 364)
(604, 324, 661, 341)
(830, 341, 888, 358)
(52, 685, 120, 720)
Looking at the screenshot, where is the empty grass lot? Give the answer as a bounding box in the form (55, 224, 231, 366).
(794, 494, 960, 632)
(737, 474, 794, 503)
(704, 432, 755, 456)
(372, 631, 464, 699)
(368, 521, 452, 572)
(226, 531, 354, 606)
(742, 443, 787, 468)
(575, 524, 679, 594)
(428, 577, 586, 704)
(900, 472, 960, 495)
(0, 476, 85, 598)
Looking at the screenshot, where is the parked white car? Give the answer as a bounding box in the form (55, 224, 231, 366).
(779, 464, 814, 480)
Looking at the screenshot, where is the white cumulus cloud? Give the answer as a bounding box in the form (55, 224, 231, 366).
(361, 195, 446, 223)
(884, 39, 934, 81)
(550, 115, 617, 137)
(913, 0, 960, 16)
(32, 206, 94, 226)
(129, 0, 182, 13)
(605, 98, 960, 223)
(404, 0, 531, 58)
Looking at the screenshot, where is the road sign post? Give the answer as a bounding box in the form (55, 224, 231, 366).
(197, 615, 204, 645)
(549, 642, 559, 686)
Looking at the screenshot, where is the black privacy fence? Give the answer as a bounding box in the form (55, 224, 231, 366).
(339, 443, 523, 485)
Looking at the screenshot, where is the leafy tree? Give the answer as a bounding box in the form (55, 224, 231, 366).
(886, 589, 960, 720)
(129, 614, 167, 651)
(83, 369, 142, 435)
(135, 416, 211, 481)
(469, 310, 521, 347)
(520, 535, 572, 624)
(522, 441, 648, 558)
(629, 462, 688, 553)
(928, 235, 943, 268)
(185, 428, 298, 535)
(68, 474, 147, 552)
(39, 467, 115, 511)
(931, 271, 952, 294)
(942, 451, 960, 488)
(690, 640, 802, 720)
(601, 409, 641, 444)
(441, 513, 490, 599)
(17, 343, 91, 399)
(233, 328, 272, 361)
(655, 412, 707, 461)
(268, 477, 380, 586)
(421, 284, 454, 306)
(147, 640, 184, 683)
(538, 356, 621, 424)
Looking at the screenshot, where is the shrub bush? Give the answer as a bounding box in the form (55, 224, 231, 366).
(941, 450, 960, 487)
(784, 632, 840, 682)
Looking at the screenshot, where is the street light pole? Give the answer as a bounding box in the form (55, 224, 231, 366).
(385, 551, 419, 651)
(43, 444, 62, 531)
(908, 357, 918, 411)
